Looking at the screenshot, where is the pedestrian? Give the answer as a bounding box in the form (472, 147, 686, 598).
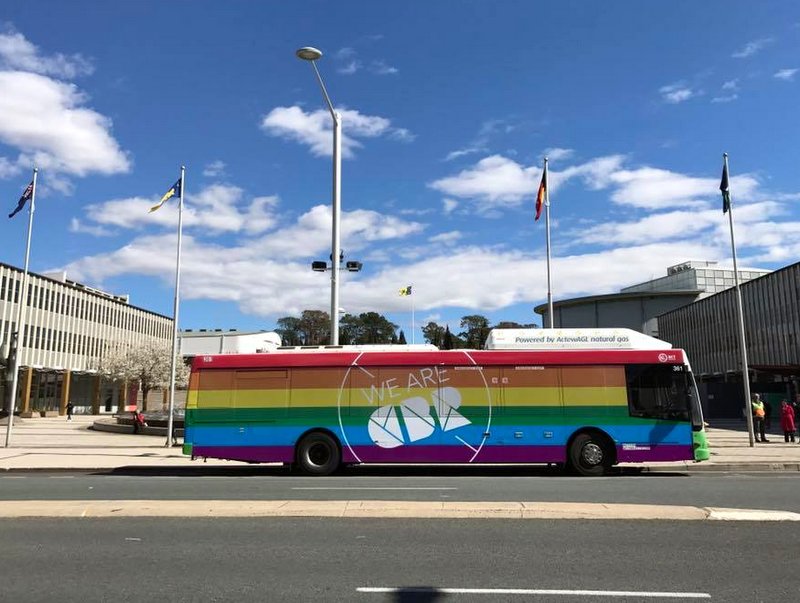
(752, 393, 768, 442)
(132, 410, 146, 434)
(66, 401, 74, 421)
(792, 397, 800, 441)
(780, 400, 796, 443)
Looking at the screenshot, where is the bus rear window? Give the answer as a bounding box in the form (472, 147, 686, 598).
(625, 365, 690, 422)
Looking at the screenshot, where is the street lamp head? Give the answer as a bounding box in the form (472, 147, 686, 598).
(296, 46, 323, 61)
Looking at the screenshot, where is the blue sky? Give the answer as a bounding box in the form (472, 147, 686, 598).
(1, 1, 799, 339)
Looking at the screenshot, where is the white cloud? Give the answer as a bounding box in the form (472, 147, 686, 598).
(202, 160, 226, 178)
(260, 105, 412, 158)
(83, 185, 280, 235)
(0, 71, 130, 178)
(444, 147, 485, 161)
(335, 47, 356, 60)
(732, 37, 774, 58)
(429, 155, 539, 205)
(606, 167, 758, 210)
(69, 217, 112, 237)
(442, 198, 459, 215)
(337, 60, 361, 75)
(0, 156, 21, 178)
(61, 205, 427, 316)
(711, 94, 738, 103)
(370, 60, 398, 75)
(543, 147, 574, 161)
(774, 68, 798, 81)
(429, 153, 759, 212)
(659, 83, 694, 104)
(0, 28, 93, 78)
(59, 151, 799, 322)
(429, 231, 462, 245)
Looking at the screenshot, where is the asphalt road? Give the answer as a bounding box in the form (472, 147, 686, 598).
(1, 518, 798, 602)
(2, 468, 800, 512)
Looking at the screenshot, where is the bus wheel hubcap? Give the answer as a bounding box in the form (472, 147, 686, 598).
(582, 443, 603, 466)
(308, 443, 329, 466)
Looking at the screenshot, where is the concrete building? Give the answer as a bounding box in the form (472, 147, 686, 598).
(658, 262, 800, 418)
(535, 260, 771, 337)
(1, 262, 173, 416)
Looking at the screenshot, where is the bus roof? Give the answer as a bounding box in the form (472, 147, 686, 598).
(192, 347, 687, 370)
(484, 328, 672, 351)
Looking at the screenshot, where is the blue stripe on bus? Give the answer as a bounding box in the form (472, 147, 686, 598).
(185, 422, 692, 448)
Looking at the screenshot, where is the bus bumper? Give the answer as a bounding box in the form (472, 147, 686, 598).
(692, 429, 710, 461)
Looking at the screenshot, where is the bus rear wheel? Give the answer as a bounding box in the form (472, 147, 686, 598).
(568, 432, 611, 477)
(296, 432, 340, 476)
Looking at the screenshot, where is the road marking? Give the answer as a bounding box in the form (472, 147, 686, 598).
(291, 487, 458, 491)
(357, 587, 711, 598)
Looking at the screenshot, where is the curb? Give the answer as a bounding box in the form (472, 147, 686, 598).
(641, 462, 800, 473)
(2, 461, 800, 474)
(0, 500, 798, 521)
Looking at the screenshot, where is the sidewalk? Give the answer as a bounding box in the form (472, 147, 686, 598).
(0, 416, 799, 472)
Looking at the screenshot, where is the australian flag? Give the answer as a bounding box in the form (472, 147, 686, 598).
(8, 181, 34, 219)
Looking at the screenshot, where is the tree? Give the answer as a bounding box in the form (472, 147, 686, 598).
(398, 330, 407, 345)
(99, 340, 189, 411)
(299, 310, 331, 345)
(275, 316, 303, 346)
(460, 314, 491, 349)
(443, 325, 453, 350)
(422, 322, 445, 347)
(359, 312, 398, 343)
(494, 321, 538, 329)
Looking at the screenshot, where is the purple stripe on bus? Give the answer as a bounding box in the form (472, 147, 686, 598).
(615, 445, 693, 463)
(190, 443, 693, 465)
(348, 445, 566, 464)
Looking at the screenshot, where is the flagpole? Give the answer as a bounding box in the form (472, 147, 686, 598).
(165, 166, 184, 447)
(5, 168, 37, 448)
(544, 157, 553, 328)
(411, 285, 415, 344)
(723, 153, 755, 447)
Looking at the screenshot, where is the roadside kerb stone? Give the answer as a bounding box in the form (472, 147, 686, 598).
(1, 500, 798, 520)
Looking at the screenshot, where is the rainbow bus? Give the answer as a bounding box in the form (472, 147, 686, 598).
(183, 328, 710, 476)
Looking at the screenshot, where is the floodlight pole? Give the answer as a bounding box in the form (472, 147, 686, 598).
(298, 47, 341, 345)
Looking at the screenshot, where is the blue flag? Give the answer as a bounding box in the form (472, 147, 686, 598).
(150, 178, 182, 213)
(8, 181, 33, 219)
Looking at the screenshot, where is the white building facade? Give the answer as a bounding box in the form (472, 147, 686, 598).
(1, 262, 173, 415)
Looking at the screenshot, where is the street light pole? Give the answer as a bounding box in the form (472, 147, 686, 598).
(297, 47, 341, 345)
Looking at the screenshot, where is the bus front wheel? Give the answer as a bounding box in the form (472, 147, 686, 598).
(568, 432, 611, 477)
(296, 432, 340, 476)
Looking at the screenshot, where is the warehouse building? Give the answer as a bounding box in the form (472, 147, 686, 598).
(534, 260, 770, 338)
(658, 262, 800, 418)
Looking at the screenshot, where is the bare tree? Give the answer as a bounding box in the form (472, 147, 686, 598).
(99, 340, 188, 411)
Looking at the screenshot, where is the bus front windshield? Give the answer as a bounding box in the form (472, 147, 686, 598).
(625, 364, 693, 423)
